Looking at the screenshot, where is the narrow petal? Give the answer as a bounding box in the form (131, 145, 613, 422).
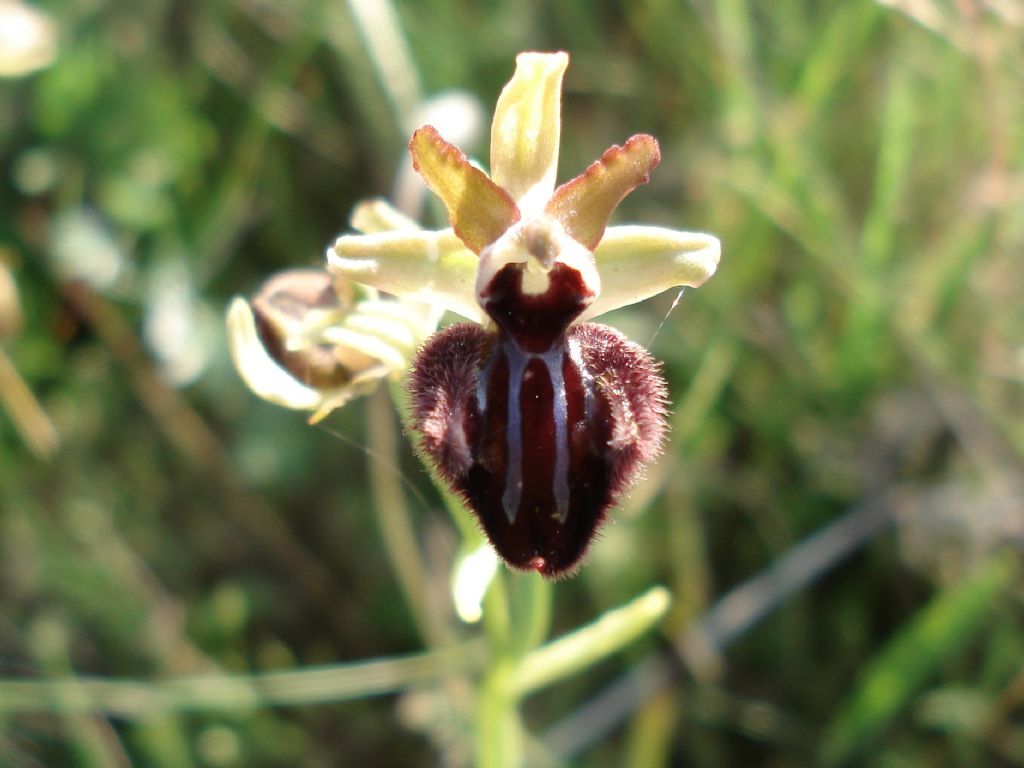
(580, 225, 721, 321)
(350, 198, 422, 234)
(546, 135, 661, 251)
(328, 229, 484, 323)
(490, 51, 569, 215)
(410, 126, 519, 253)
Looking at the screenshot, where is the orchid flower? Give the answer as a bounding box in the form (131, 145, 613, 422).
(328, 52, 720, 577)
(227, 202, 441, 424)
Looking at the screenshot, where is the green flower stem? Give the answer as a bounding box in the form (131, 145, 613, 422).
(509, 571, 553, 657)
(475, 573, 554, 767)
(476, 656, 524, 768)
(474, 583, 670, 767)
(515, 585, 671, 698)
(482, 568, 512, 649)
(474, 572, 552, 768)
(441, 484, 487, 548)
(475, 568, 519, 768)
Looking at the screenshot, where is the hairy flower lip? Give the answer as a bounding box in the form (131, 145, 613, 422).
(409, 319, 670, 578)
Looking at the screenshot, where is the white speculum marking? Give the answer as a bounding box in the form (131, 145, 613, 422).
(545, 346, 571, 524)
(501, 345, 526, 523)
(500, 340, 572, 527)
(567, 334, 595, 422)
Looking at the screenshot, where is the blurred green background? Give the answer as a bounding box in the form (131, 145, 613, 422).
(1, 0, 1022, 765)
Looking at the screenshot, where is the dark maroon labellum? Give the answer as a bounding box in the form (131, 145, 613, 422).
(409, 260, 668, 578)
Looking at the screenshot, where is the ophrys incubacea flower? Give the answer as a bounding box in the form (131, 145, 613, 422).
(330, 52, 720, 577)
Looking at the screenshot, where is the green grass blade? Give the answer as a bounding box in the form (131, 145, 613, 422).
(820, 553, 1020, 766)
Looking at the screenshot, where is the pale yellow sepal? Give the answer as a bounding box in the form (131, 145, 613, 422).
(328, 230, 483, 323)
(581, 225, 721, 322)
(350, 198, 422, 234)
(490, 52, 569, 217)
